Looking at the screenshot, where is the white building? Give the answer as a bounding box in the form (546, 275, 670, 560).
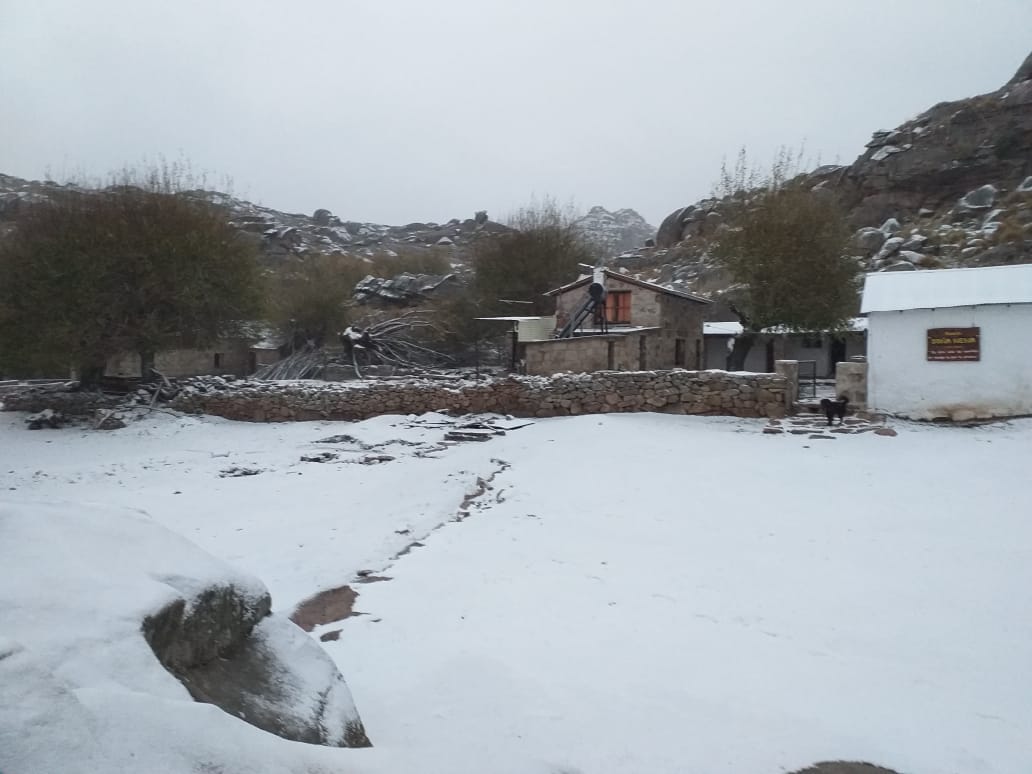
(702, 319, 867, 377)
(861, 264, 1032, 420)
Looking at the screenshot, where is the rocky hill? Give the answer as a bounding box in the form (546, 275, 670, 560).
(639, 50, 1032, 296)
(0, 174, 513, 264)
(0, 174, 651, 271)
(573, 206, 655, 255)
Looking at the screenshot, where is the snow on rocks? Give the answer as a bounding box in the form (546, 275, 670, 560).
(958, 184, 998, 211)
(879, 217, 902, 235)
(851, 227, 887, 255)
(873, 236, 904, 262)
(0, 500, 369, 774)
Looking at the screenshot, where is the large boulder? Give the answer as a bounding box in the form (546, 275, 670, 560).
(144, 594, 370, 747)
(0, 501, 370, 774)
(656, 205, 692, 247)
(851, 227, 887, 255)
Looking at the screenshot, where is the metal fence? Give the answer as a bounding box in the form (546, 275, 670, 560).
(797, 360, 817, 399)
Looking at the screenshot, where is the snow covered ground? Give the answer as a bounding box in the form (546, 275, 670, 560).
(2, 408, 1031, 774)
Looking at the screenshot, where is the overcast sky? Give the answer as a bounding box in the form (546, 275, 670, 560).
(2, 1, 1029, 228)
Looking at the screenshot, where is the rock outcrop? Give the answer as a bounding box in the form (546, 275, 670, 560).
(0, 499, 370, 774)
(0, 174, 512, 267)
(143, 588, 371, 748)
(352, 272, 460, 305)
(573, 205, 655, 254)
(647, 49, 1032, 290)
(838, 52, 1032, 227)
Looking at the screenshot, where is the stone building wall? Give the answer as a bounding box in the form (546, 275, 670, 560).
(624, 282, 662, 327)
(172, 369, 790, 423)
(523, 333, 652, 376)
(659, 294, 706, 370)
(105, 339, 256, 379)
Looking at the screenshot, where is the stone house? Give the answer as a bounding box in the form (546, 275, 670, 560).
(861, 264, 1032, 420)
(520, 270, 710, 376)
(104, 325, 285, 380)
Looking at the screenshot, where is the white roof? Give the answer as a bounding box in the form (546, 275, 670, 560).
(703, 318, 867, 336)
(475, 316, 550, 322)
(861, 264, 1032, 313)
(704, 321, 744, 336)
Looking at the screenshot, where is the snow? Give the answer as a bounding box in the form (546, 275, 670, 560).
(861, 264, 1032, 313)
(2, 408, 1032, 774)
(704, 318, 868, 336)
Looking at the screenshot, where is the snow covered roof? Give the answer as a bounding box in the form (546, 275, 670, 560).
(704, 321, 744, 336)
(475, 316, 550, 322)
(703, 318, 867, 336)
(546, 269, 711, 304)
(861, 264, 1032, 313)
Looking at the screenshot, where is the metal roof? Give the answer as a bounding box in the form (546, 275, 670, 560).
(861, 264, 1032, 313)
(545, 268, 711, 304)
(703, 318, 868, 336)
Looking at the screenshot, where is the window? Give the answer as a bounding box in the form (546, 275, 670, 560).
(605, 291, 632, 324)
(801, 335, 823, 349)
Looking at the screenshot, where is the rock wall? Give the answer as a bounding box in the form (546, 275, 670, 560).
(172, 369, 790, 422)
(524, 335, 642, 376)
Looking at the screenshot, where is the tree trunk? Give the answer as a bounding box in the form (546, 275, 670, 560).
(139, 350, 156, 383)
(727, 332, 757, 371)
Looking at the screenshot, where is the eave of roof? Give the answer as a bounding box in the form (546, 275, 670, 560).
(860, 264, 1032, 313)
(545, 269, 711, 304)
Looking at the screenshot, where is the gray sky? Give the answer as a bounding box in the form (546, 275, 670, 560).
(2, 1, 1030, 228)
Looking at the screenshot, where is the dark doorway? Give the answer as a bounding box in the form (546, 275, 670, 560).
(765, 339, 775, 372)
(638, 337, 647, 370)
(674, 338, 686, 367)
(830, 337, 847, 377)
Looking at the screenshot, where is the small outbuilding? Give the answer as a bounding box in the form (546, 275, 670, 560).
(702, 319, 867, 377)
(860, 264, 1032, 420)
(520, 269, 710, 376)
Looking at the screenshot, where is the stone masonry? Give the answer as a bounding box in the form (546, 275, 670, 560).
(171, 369, 789, 422)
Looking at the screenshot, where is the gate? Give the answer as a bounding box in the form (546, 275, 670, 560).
(797, 360, 817, 399)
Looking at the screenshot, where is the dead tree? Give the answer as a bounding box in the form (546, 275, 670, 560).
(255, 312, 452, 380)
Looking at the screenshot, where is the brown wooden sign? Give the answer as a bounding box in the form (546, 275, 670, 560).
(927, 327, 980, 361)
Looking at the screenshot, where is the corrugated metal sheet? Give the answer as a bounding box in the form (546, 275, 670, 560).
(516, 316, 557, 341)
(702, 318, 867, 336)
(861, 264, 1032, 313)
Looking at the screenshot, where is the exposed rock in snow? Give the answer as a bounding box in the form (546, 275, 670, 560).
(870, 145, 905, 162)
(353, 272, 459, 304)
(573, 205, 655, 253)
(879, 218, 902, 236)
(958, 184, 998, 211)
(852, 227, 888, 255)
(873, 236, 904, 262)
(900, 233, 927, 251)
(0, 500, 370, 774)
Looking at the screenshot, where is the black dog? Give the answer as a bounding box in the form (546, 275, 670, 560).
(820, 396, 849, 426)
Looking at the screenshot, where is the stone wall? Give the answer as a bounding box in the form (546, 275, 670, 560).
(172, 369, 790, 422)
(524, 333, 650, 376)
(105, 339, 255, 379)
